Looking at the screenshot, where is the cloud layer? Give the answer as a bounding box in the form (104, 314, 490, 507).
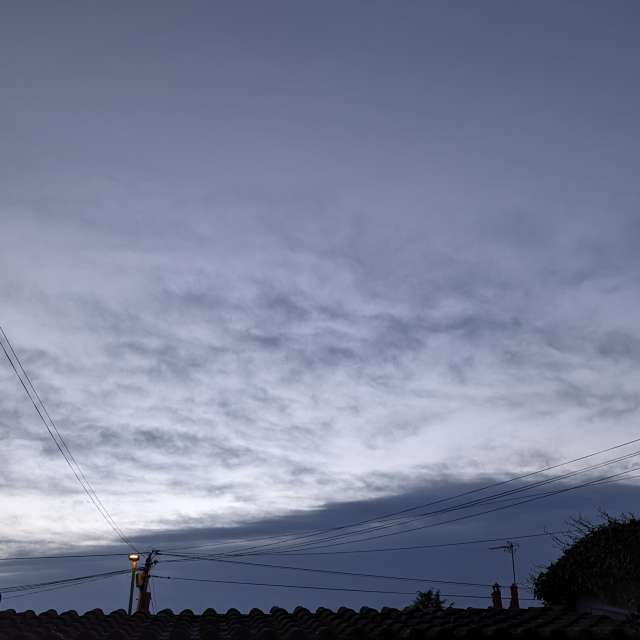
(1, 1, 639, 558)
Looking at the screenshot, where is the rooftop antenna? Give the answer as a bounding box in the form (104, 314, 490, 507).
(489, 540, 519, 584)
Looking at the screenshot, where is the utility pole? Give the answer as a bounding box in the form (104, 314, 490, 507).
(136, 551, 158, 614)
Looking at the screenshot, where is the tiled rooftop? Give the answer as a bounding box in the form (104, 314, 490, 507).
(1, 606, 639, 639)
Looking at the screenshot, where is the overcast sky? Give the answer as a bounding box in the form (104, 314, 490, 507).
(1, 0, 640, 613)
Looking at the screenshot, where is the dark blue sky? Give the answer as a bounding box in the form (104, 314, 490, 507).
(1, 0, 639, 613)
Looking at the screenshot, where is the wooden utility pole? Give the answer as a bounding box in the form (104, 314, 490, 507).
(136, 551, 157, 614)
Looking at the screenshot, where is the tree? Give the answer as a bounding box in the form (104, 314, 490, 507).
(410, 589, 447, 611)
(533, 514, 640, 610)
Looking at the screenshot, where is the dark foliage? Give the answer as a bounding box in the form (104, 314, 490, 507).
(533, 513, 640, 610)
(409, 589, 447, 611)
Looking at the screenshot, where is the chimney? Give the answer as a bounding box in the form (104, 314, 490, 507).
(509, 583, 520, 610)
(491, 583, 503, 609)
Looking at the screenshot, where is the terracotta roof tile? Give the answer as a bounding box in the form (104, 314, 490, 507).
(1, 606, 639, 639)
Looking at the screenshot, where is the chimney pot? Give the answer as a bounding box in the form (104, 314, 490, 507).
(491, 583, 503, 609)
(509, 583, 520, 610)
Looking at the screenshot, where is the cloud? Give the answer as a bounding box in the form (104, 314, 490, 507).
(1, 1, 640, 562)
(1, 197, 639, 550)
(597, 330, 640, 363)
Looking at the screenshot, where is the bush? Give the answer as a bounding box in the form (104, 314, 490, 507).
(533, 514, 640, 609)
(410, 589, 447, 611)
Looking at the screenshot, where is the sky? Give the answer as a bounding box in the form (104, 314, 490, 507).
(1, 0, 640, 613)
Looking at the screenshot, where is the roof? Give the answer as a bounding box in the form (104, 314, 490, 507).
(1, 606, 639, 639)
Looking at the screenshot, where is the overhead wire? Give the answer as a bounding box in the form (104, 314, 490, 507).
(159, 453, 634, 560)
(4, 324, 640, 608)
(286, 463, 640, 550)
(0, 569, 130, 594)
(0, 325, 135, 549)
(162, 462, 640, 564)
(0, 325, 137, 551)
(155, 553, 493, 588)
(148, 467, 635, 606)
(0, 551, 148, 562)
(288, 450, 640, 550)
(152, 575, 539, 601)
(0, 530, 563, 566)
(1, 571, 126, 601)
(177, 435, 640, 556)
(220, 530, 567, 557)
(237, 448, 640, 553)
(584, 474, 640, 487)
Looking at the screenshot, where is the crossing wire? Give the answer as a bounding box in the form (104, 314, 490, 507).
(224, 530, 567, 557)
(0, 551, 148, 562)
(0, 325, 137, 551)
(152, 575, 539, 600)
(163, 463, 640, 563)
(155, 470, 637, 597)
(1, 570, 127, 600)
(0, 531, 562, 563)
(157, 552, 495, 588)
(263, 448, 640, 552)
(285, 464, 640, 551)
(186, 434, 640, 557)
(0, 569, 130, 594)
(167, 453, 635, 558)
(238, 448, 640, 553)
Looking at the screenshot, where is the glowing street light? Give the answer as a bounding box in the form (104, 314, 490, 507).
(127, 553, 140, 615)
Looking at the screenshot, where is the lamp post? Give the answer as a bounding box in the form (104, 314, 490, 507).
(127, 553, 140, 615)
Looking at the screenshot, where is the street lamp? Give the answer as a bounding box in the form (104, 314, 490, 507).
(127, 553, 140, 615)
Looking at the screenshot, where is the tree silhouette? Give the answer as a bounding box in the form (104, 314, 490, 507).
(533, 513, 640, 610)
(410, 589, 448, 611)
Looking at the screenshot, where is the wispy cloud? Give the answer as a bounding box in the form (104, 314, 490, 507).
(1, 1, 639, 559)
(1, 196, 639, 550)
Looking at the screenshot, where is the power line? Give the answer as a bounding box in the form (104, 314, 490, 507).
(157, 553, 494, 588)
(152, 575, 539, 601)
(0, 325, 134, 549)
(292, 464, 640, 550)
(155, 469, 637, 598)
(1, 571, 126, 600)
(224, 530, 567, 557)
(307, 449, 640, 549)
(0, 325, 136, 551)
(0, 529, 563, 564)
(171, 464, 640, 563)
(0, 569, 130, 594)
(186, 435, 640, 556)
(144, 447, 640, 569)
(248, 449, 640, 553)
(151, 575, 501, 599)
(0, 551, 149, 562)
(151, 575, 412, 596)
(585, 474, 640, 487)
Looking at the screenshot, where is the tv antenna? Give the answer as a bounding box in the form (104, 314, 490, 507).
(489, 540, 519, 584)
